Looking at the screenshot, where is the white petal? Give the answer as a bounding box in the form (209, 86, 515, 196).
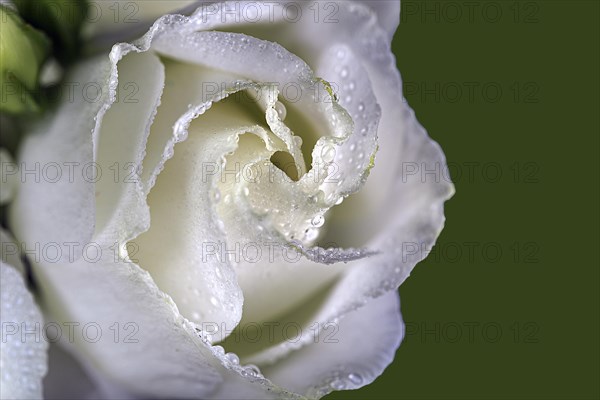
(30, 246, 298, 399)
(263, 291, 403, 398)
(354, 0, 400, 41)
(0, 261, 48, 400)
(9, 58, 107, 262)
(131, 7, 382, 352)
(93, 49, 164, 241)
(144, 20, 369, 326)
(139, 58, 246, 194)
(43, 343, 101, 400)
(162, 9, 373, 200)
(133, 93, 270, 339)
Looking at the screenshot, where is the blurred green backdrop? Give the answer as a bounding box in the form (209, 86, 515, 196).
(327, 1, 599, 399)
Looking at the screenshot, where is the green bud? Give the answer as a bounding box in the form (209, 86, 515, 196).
(0, 5, 50, 114)
(13, 0, 88, 64)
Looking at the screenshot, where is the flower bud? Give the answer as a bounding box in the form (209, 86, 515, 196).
(12, 0, 88, 63)
(0, 5, 50, 114)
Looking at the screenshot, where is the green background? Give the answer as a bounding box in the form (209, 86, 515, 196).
(328, 1, 599, 399)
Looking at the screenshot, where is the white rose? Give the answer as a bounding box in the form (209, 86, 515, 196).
(6, 1, 453, 399)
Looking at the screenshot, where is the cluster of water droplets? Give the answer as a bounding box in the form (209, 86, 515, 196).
(211, 344, 266, 382)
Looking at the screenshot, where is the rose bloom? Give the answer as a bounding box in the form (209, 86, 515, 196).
(1, 1, 453, 399)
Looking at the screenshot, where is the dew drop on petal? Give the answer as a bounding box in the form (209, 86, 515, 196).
(243, 364, 263, 378)
(305, 228, 319, 242)
(225, 352, 240, 365)
(330, 379, 346, 390)
(213, 345, 225, 356)
(321, 146, 336, 163)
(348, 373, 363, 385)
(311, 214, 325, 227)
(274, 101, 287, 120)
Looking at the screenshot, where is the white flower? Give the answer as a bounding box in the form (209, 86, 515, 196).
(6, 1, 453, 399)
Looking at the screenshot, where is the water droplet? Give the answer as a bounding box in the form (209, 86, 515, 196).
(348, 373, 363, 385)
(344, 95, 352, 104)
(223, 194, 232, 204)
(274, 101, 287, 120)
(336, 48, 346, 59)
(243, 364, 263, 378)
(321, 146, 336, 163)
(358, 102, 365, 112)
(330, 379, 346, 390)
(209, 296, 219, 306)
(311, 215, 325, 227)
(225, 352, 240, 365)
(349, 143, 356, 151)
(213, 345, 225, 356)
(305, 228, 319, 242)
(348, 81, 356, 91)
(243, 187, 250, 196)
(340, 67, 349, 78)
